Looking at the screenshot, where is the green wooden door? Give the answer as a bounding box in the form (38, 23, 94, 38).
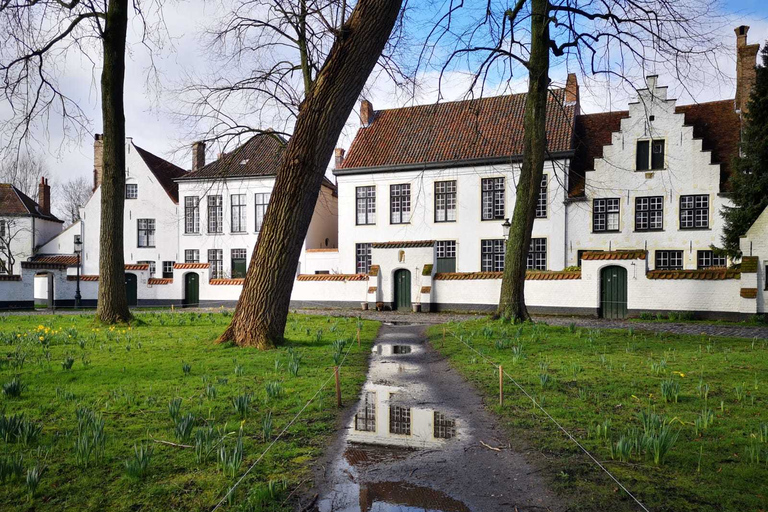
(125, 273, 138, 307)
(600, 266, 627, 319)
(184, 273, 199, 307)
(394, 269, 411, 310)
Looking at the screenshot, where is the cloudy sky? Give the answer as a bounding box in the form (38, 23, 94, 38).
(6, 0, 768, 190)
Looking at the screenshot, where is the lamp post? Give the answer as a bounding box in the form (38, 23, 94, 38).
(74, 238, 82, 309)
(502, 218, 511, 239)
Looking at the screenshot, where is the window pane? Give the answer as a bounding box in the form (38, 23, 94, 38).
(536, 175, 547, 218)
(651, 140, 665, 170)
(636, 140, 650, 170)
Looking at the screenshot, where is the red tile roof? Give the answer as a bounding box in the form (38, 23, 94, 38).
(0, 275, 21, 281)
(420, 286, 432, 293)
(339, 89, 576, 170)
(371, 240, 434, 249)
(125, 264, 150, 271)
(741, 287, 758, 298)
(148, 277, 173, 285)
(434, 270, 582, 280)
(582, 250, 646, 261)
(22, 261, 69, 269)
(174, 263, 210, 269)
(296, 274, 368, 281)
(570, 111, 629, 197)
(67, 275, 99, 281)
(648, 269, 740, 280)
(133, 145, 187, 204)
(29, 254, 78, 266)
(179, 134, 285, 181)
(0, 184, 63, 222)
(210, 278, 244, 285)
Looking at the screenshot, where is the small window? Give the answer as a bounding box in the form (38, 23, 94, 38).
(137, 219, 155, 247)
(536, 175, 548, 218)
(481, 239, 505, 272)
(680, 195, 709, 229)
(481, 177, 505, 220)
(125, 184, 138, 199)
(208, 249, 223, 279)
(697, 250, 726, 269)
(356, 243, 372, 274)
(184, 249, 199, 263)
(162, 261, 174, 278)
(390, 184, 411, 224)
(231, 248, 247, 278)
(435, 241, 456, 273)
(527, 238, 547, 270)
(354, 392, 376, 432)
(655, 250, 683, 270)
(593, 198, 620, 232)
(434, 181, 457, 222)
(635, 196, 664, 231)
(636, 139, 665, 170)
(356, 186, 376, 225)
(138, 260, 156, 277)
(389, 403, 411, 435)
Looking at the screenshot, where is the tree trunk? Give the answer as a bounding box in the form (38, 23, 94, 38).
(217, 0, 403, 348)
(96, 0, 131, 324)
(497, 0, 550, 322)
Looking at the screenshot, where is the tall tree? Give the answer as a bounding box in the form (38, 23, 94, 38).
(720, 46, 768, 258)
(213, 0, 404, 348)
(0, 0, 163, 323)
(58, 176, 92, 224)
(427, 0, 725, 321)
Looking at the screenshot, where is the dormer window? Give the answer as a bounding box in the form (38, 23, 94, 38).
(636, 139, 665, 171)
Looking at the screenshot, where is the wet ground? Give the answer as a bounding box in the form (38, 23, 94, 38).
(305, 323, 563, 512)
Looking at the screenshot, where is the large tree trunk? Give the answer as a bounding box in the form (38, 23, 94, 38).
(96, 0, 130, 324)
(497, 0, 550, 321)
(217, 0, 403, 349)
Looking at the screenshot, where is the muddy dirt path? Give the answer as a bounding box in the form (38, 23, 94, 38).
(305, 323, 564, 512)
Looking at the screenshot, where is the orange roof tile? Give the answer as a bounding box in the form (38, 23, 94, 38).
(647, 269, 740, 280)
(67, 275, 99, 281)
(420, 286, 432, 293)
(435, 270, 582, 281)
(148, 277, 173, 285)
(0, 275, 21, 281)
(174, 263, 210, 269)
(210, 278, 244, 285)
(29, 254, 78, 266)
(582, 250, 646, 261)
(367, 286, 377, 294)
(372, 240, 434, 249)
(125, 264, 149, 271)
(741, 287, 758, 299)
(296, 274, 368, 282)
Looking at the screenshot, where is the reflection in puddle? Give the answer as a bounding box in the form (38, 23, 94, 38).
(374, 344, 416, 356)
(360, 482, 470, 512)
(393, 345, 412, 354)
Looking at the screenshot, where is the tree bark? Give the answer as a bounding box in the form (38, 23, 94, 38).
(96, 0, 131, 324)
(217, 0, 403, 349)
(497, 0, 550, 322)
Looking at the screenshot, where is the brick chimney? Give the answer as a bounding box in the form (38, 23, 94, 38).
(735, 25, 760, 114)
(334, 148, 345, 168)
(93, 133, 104, 191)
(192, 141, 206, 171)
(38, 177, 51, 216)
(565, 73, 579, 105)
(360, 99, 374, 127)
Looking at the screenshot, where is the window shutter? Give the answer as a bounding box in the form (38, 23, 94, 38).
(636, 140, 650, 170)
(651, 140, 665, 170)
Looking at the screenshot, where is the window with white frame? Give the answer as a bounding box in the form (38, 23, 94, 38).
(184, 197, 200, 234)
(481, 177, 505, 220)
(593, 198, 620, 232)
(481, 239, 505, 272)
(356, 186, 376, 225)
(207, 195, 223, 233)
(137, 219, 155, 247)
(635, 196, 664, 231)
(655, 250, 683, 270)
(354, 391, 376, 432)
(434, 180, 457, 222)
(356, 243, 372, 274)
(231, 194, 246, 232)
(527, 238, 547, 270)
(184, 249, 199, 263)
(389, 403, 411, 435)
(536, 175, 548, 218)
(697, 250, 727, 269)
(390, 184, 411, 224)
(255, 193, 270, 232)
(208, 249, 223, 278)
(125, 183, 138, 199)
(680, 195, 709, 229)
(138, 260, 156, 276)
(435, 240, 456, 273)
(162, 261, 174, 278)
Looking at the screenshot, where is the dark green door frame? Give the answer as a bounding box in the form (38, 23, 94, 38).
(184, 273, 199, 307)
(393, 269, 412, 310)
(600, 265, 628, 319)
(125, 273, 138, 307)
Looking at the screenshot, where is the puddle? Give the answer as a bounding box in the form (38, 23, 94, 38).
(374, 344, 416, 356)
(359, 481, 470, 512)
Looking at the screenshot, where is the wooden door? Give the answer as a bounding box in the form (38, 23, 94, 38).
(393, 269, 411, 310)
(600, 266, 627, 319)
(125, 273, 138, 307)
(184, 273, 199, 307)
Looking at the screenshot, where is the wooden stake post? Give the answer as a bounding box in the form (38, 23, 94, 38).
(334, 366, 342, 407)
(499, 365, 504, 407)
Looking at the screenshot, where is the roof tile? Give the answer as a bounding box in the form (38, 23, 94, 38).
(174, 263, 210, 269)
(647, 269, 740, 280)
(372, 240, 434, 249)
(582, 250, 646, 261)
(133, 145, 187, 204)
(296, 274, 368, 282)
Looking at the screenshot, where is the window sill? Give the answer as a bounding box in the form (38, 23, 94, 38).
(679, 227, 711, 231)
(183, 232, 202, 236)
(591, 230, 621, 234)
(634, 229, 664, 233)
(390, 222, 411, 225)
(355, 224, 377, 227)
(230, 231, 247, 235)
(481, 218, 506, 222)
(137, 246, 156, 249)
(434, 220, 457, 224)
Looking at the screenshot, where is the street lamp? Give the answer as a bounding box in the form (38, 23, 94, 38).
(74, 237, 82, 309)
(502, 218, 511, 239)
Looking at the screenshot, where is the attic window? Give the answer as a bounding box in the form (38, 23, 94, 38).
(636, 139, 665, 170)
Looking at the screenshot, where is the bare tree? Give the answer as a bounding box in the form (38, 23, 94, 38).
(58, 176, 92, 224)
(198, 0, 405, 348)
(0, 154, 47, 198)
(0, 218, 30, 275)
(423, 0, 726, 321)
(0, 0, 166, 323)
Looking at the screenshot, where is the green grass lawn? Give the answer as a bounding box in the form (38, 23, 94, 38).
(0, 311, 378, 511)
(429, 320, 768, 512)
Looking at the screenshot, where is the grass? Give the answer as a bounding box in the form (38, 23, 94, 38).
(429, 319, 768, 512)
(0, 310, 378, 511)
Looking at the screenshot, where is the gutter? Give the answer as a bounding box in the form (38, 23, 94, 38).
(333, 150, 576, 176)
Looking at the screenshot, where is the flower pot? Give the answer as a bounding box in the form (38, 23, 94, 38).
(412, 304, 421, 313)
(361, 302, 369, 311)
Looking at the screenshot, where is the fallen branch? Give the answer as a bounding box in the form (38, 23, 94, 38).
(150, 435, 193, 449)
(480, 440, 502, 452)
